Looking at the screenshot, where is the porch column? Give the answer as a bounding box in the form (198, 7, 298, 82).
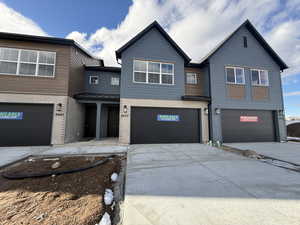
(96, 103, 102, 140)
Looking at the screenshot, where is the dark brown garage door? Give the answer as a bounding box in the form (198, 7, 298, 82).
(0, 103, 53, 146)
(221, 109, 276, 143)
(131, 107, 201, 144)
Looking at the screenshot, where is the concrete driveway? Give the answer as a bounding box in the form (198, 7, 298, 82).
(226, 142, 300, 164)
(123, 144, 300, 225)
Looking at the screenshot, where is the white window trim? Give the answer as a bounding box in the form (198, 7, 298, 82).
(0, 47, 56, 78)
(111, 76, 120, 86)
(133, 60, 174, 85)
(251, 69, 269, 86)
(89, 75, 99, 85)
(226, 66, 245, 85)
(186, 72, 197, 84)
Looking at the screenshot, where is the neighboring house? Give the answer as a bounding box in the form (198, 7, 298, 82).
(0, 32, 102, 146)
(0, 19, 288, 146)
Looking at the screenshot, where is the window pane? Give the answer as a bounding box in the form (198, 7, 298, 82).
(90, 76, 99, 84)
(134, 72, 146, 82)
(148, 73, 160, 83)
(111, 77, 119, 86)
(38, 65, 54, 76)
(226, 68, 235, 83)
(162, 74, 173, 84)
(20, 50, 37, 63)
(39, 52, 55, 64)
(148, 62, 160, 73)
(235, 68, 244, 84)
(134, 60, 146, 72)
(0, 61, 17, 74)
(186, 73, 197, 84)
(260, 70, 269, 85)
(0, 48, 18, 61)
(19, 63, 36, 75)
(251, 70, 259, 85)
(162, 64, 173, 74)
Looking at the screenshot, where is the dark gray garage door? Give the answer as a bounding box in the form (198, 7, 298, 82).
(131, 107, 201, 144)
(0, 103, 53, 146)
(221, 109, 276, 143)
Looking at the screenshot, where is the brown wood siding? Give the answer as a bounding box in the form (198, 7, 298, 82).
(252, 86, 269, 100)
(227, 84, 245, 99)
(0, 39, 70, 95)
(184, 67, 205, 96)
(68, 47, 100, 96)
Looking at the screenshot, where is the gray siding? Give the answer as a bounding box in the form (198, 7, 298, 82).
(84, 70, 120, 94)
(120, 27, 185, 100)
(209, 26, 286, 141)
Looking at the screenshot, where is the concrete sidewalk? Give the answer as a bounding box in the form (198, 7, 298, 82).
(0, 143, 128, 168)
(123, 144, 300, 225)
(226, 142, 300, 164)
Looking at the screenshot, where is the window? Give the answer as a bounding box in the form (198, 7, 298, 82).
(111, 77, 120, 86)
(243, 36, 248, 48)
(251, 69, 269, 86)
(0, 47, 56, 77)
(186, 72, 197, 84)
(226, 67, 245, 84)
(90, 76, 99, 85)
(133, 60, 174, 85)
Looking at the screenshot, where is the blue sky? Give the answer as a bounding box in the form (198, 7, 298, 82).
(0, 0, 299, 116)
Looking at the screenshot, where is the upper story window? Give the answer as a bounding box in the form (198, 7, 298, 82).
(89, 75, 99, 85)
(0, 47, 56, 77)
(226, 66, 245, 84)
(111, 76, 120, 86)
(133, 60, 174, 85)
(251, 69, 269, 86)
(186, 72, 197, 84)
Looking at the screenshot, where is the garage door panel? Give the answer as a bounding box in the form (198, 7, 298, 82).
(131, 107, 200, 144)
(0, 104, 53, 146)
(221, 109, 275, 143)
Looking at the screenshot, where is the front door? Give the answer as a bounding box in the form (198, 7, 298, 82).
(107, 106, 120, 137)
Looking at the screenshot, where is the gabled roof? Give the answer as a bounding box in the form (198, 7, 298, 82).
(116, 21, 191, 63)
(198, 20, 288, 70)
(0, 31, 103, 63)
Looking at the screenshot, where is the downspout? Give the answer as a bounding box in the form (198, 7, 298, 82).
(207, 61, 213, 141)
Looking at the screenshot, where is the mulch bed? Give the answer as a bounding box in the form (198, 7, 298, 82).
(0, 155, 123, 225)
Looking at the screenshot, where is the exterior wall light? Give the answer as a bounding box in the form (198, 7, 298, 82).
(204, 108, 209, 115)
(215, 108, 221, 115)
(56, 103, 63, 112)
(123, 105, 128, 114)
(278, 110, 285, 119)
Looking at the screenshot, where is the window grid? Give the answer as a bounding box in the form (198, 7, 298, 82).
(251, 69, 269, 86)
(0, 47, 56, 77)
(186, 72, 197, 84)
(133, 60, 174, 85)
(226, 66, 245, 85)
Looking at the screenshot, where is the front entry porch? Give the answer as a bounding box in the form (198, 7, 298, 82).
(83, 102, 120, 140)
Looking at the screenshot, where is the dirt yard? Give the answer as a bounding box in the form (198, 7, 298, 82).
(0, 155, 123, 225)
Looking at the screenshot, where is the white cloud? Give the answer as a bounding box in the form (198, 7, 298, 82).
(65, 0, 300, 75)
(0, 2, 47, 36)
(284, 91, 300, 97)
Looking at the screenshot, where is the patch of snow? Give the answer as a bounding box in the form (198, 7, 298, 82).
(96, 212, 111, 225)
(104, 189, 114, 205)
(111, 173, 118, 182)
(287, 136, 300, 141)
